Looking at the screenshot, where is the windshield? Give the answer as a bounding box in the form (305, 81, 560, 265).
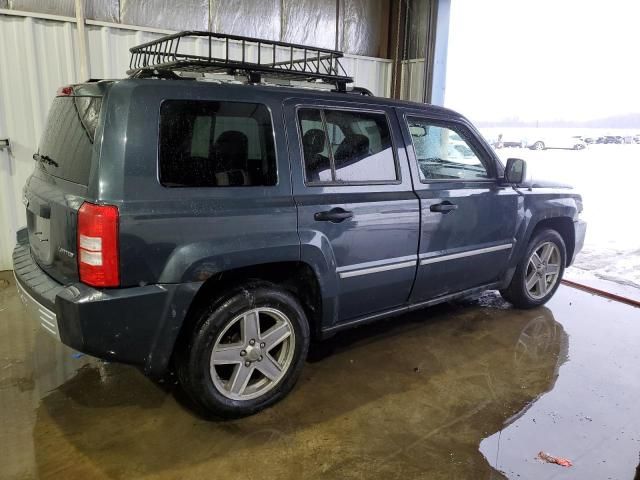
(36, 96, 102, 185)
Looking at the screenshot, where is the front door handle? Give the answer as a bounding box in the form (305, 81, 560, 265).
(314, 207, 353, 223)
(430, 202, 458, 214)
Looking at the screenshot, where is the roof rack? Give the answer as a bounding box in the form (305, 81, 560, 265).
(128, 31, 354, 91)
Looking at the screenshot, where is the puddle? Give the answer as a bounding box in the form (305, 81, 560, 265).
(1, 277, 639, 479)
(480, 289, 640, 479)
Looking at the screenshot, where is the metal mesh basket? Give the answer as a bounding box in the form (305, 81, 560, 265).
(128, 31, 353, 89)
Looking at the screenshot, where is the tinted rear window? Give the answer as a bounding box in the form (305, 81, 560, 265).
(37, 96, 102, 185)
(158, 100, 277, 187)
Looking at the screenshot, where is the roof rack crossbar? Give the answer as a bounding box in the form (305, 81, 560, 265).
(127, 31, 353, 86)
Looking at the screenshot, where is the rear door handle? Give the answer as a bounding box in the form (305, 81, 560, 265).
(430, 202, 458, 214)
(314, 207, 353, 223)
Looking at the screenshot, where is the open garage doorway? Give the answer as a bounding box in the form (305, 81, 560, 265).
(444, 0, 640, 301)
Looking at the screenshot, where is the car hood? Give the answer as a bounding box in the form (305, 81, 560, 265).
(521, 175, 573, 189)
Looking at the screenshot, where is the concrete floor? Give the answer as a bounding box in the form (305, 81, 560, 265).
(1, 270, 640, 480)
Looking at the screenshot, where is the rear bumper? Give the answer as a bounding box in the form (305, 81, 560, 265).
(13, 235, 200, 376)
(13, 239, 64, 338)
(15, 275, 60, 339)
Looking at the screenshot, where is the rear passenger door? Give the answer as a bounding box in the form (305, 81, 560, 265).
(398, 110, 519, 301)
(284, 99, 420, 326)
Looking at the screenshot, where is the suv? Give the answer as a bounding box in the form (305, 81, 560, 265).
(13, 32, 585, 418)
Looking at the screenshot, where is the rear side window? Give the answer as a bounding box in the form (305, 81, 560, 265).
(298, 108, 398, 184)
(37, 96, 102, 185)
(159, 100, 277, 187)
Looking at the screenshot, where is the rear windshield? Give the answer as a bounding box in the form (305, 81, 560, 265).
(37, 96, 102, 185)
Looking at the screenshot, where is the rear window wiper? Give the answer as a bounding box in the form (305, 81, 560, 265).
(33, 153, 59, 168)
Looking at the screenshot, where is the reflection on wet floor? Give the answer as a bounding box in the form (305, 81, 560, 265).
(1, 270, 639, 479)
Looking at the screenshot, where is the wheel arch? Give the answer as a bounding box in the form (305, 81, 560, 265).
(502, 212, 576, 290)
(530, 217, 575, 266)
(170, 261, 324, 366)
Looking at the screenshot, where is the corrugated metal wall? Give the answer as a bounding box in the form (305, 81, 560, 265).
(2, 0, 391, 57)
(0, 10, 392, 270)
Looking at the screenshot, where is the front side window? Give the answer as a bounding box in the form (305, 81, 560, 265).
(407, 117, 490, 181)
(159, 100, 276, 187)
(298, 108, 398, 184)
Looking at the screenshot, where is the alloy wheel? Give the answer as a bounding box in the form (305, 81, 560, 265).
(210, 307, 295, 401)
(524, 242, 561, 300)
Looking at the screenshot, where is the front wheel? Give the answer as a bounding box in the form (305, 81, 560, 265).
(501, 229, 566, 309)
(532, 141, 545, 150)
(176, 281, 310, 418)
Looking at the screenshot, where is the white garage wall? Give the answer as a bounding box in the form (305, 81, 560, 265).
(0, 9, 393, 270)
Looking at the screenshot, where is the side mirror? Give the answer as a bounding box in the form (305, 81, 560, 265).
(505, 158, 527, 184)
(409, 125, 427, 137)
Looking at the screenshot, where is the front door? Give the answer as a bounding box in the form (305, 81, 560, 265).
(284, 99, 420, 325)
(398, 110, 520, 302)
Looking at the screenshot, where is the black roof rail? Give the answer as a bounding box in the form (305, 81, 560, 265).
(128, 31, 354, 91)
(331, 86, 374, 96)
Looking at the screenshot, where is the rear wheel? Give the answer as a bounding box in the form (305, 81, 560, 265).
(177, 281, 310, 418)
(501, 229, 566, 309)
(532, 141, 545, 150)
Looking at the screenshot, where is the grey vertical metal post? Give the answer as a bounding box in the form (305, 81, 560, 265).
(422, 0, 437, 103)
(335, 0, 344, 51)
(75, 0, 90, 81)
(429, 0, 451, 106)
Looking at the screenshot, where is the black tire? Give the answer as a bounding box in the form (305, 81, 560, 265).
(532, 141, 545, 150)
(500, 229, 566, 309)
(176, 281, 310, 418)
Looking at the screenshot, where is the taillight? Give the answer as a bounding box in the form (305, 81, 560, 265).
(77, 202, 119, 287)
(57, 85, 73, 96)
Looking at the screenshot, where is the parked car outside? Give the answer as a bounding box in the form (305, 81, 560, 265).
(492, 133, 526, 149)
(12, 32, 586, 418)
(597, 135, 625, 144)
(528, 135, 587, 150)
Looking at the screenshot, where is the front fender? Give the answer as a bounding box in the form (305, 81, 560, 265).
(502, 191, 581, 287)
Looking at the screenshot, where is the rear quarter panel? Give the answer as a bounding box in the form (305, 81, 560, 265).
(98, 81, 299, 287)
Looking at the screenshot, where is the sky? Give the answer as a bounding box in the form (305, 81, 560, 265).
(444, 0, 640, 123)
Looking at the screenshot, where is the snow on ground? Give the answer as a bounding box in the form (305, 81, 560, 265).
(492, 142, 640, 293)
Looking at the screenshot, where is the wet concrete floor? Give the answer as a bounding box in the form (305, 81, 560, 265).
(1, 269, 640, 479)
